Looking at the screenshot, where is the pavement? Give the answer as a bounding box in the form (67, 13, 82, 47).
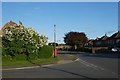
(2, 54, 78, 71)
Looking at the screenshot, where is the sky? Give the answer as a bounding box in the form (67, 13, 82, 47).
(2, 2, 118, 43)
(1, 0, 120, 2)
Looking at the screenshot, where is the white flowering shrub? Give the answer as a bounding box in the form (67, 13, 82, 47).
(2, 26, 48, 58)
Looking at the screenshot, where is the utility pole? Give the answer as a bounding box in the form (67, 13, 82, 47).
(54, 24, 56, 48)
(53, 24, 57, 58)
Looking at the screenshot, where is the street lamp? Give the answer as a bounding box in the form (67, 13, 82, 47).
(53, 24, 57, 58)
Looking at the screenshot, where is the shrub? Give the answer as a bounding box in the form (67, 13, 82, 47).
(38, 45, 53, 58)
(2, 45, 53, 61)
(83, 47, 92, 53)
(28, 53, 39, 60)
(2, 26, 48, 57)
(13, 54, 27, 60)
(61, 46, 92, 53)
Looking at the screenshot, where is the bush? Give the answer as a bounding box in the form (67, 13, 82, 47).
(83, 47, 92, 53)
(2, 45, 54, 62)
(2, 45, 54, 61)
(61, 46, 92, 53)
(38, 45, 53, 58)
(2, 25, 48, 57)
(29, 53, 38, 60)
(13, 54, 27, 60)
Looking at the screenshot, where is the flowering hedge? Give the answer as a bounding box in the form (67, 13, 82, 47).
(2, 25, 48, 58)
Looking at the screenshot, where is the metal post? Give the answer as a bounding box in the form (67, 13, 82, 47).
(54, 25, 56, 48)
(54, 25, 56, 58)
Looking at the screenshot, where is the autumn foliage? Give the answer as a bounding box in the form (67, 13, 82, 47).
(64, 32, 88, 46)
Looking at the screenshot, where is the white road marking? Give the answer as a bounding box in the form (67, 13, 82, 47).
(76, 58, 118, 76)
(78, 59, 100, 70)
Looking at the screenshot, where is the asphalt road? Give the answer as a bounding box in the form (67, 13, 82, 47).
(2, 51, 120, 79)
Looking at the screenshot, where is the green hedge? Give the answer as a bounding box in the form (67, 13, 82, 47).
(38, 45, 53, 58)
(61, 46, 92, 53)
(2, 45, 54, 61)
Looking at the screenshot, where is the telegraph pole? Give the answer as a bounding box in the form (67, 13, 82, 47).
(53, 24, 57, 58)
(54, 25, 56, 48)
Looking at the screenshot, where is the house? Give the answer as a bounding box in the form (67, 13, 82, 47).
(0, 21, 23, 37)
(0, 28, 2, 37)
(92, 31, 120, 48)
(91, 31, 120, 53)
(84, 39, 94, 47)
(91, 34, 109, 53)
(93, 34, 108, 47)
(2, 20, 18, 31)
(0, 21, 23, 48)
(56, 44, 65, 50)
(0, 21, 17, 37)
(107, 31, 120, 48)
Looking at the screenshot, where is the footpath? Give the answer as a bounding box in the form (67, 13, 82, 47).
(2, 54, 78, 71)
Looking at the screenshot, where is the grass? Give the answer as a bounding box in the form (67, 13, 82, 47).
(68, 54, 77, 58)
(2, 45, 59, 67)
(2, 56, 59, 67)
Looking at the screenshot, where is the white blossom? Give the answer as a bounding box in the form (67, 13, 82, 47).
(3, 25, 48, 54)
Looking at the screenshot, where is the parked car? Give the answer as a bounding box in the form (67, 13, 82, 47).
(111, 47, 120, 52)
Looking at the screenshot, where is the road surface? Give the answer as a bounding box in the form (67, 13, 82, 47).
(2, 51, 120, 79)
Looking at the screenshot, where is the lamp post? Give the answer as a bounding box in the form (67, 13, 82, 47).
(54, 25, 56, 48)
(54, 24, 57, 58)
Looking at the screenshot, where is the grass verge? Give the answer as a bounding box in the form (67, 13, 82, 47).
(2, 57, 59, 67)
(67, 54, 77, 58)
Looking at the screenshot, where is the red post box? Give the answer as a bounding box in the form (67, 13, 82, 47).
(54, 48, 57, 57)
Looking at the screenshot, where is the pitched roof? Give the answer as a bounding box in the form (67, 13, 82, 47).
(0, 29, 2, 36)
(86, 39, 94, 43)
(94, 34, 108, 41)
(115, 31, 120, 38)
(108, 31, 120, 39)
(2, 21, 18, 30)
(99, 34, 108, 40)
(4, 21, 17, 27)
(0, 21, 20, 36)
(95, 37, 100, 41)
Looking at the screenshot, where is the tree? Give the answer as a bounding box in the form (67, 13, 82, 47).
(2, 25, 48, 58)
(64, 32, 88, 49)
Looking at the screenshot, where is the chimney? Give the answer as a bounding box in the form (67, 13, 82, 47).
(105, 33, 107, 36)
(10, 20, 13, 23)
